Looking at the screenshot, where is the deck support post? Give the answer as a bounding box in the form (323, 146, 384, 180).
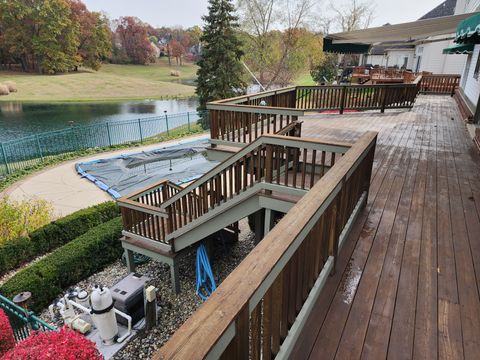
(170, 260, 181, 294)
(254, 209, 265, 244)
(264, 209, 273, 236)
(124, 248, 136, 273)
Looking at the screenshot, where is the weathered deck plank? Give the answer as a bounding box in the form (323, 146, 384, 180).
(289, 95, 480, 360)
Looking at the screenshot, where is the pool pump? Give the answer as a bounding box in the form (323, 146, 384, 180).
(49, 285, 132, 345)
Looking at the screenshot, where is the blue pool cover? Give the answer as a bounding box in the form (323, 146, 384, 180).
(76, 139, 219, 198)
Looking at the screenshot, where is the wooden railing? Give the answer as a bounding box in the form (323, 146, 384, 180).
(118, 134, 351, 251)
(159, 135, 351, 242)
(208, 104, 304, 147)
(419, 74, 460, 95)
(208, 82, 422, 145)
(296, 82, 421, 113)
(155, 131, 377, 360)
(118, 180, 183, 248)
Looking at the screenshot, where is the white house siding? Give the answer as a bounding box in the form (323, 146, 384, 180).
(462, 44, 480, 105)
(415, 38, 467, 74)
(385, 50, 415, 69)
(455, 0, 480, 13)
(365, 54, 386, 66)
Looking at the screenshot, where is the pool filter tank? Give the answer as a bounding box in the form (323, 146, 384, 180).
(90, 286, 118, 345)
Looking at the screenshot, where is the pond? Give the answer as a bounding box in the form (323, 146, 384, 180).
(0, 98, 199, 142)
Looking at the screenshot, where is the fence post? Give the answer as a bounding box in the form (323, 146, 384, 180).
(187, 112, 191, 132)
(339, 86, 346, 114)
(381, 86, 387, 113)
(0, 142, 10, 175)
(165, 113, 170, 136)
(138, 119, 144, 143)
(106, 122, 112, 147)
(451, 77, 457, 97)
(35, 135, 44, 162)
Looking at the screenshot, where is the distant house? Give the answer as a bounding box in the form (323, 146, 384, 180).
(364, 40, 415, 69)
(362, 0, 466, 74)
(414, 0, 466, 74)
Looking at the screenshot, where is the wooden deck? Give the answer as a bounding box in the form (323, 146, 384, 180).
(291, 95, 480, 359)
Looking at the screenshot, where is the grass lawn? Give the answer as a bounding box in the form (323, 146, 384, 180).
(294, 71, 316, 86)
(0, 58, 198, 102)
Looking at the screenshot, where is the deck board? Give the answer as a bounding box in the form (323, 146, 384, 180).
(290, 95, 480, 359)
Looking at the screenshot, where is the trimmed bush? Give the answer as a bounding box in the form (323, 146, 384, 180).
(3, 326, 102, 359)
(0, 217, 123, 313)
(0, 201, 119, 276)
(0, 85, 10, 96)
(0, 309, 15, 356)
(3, 81, 17, 93)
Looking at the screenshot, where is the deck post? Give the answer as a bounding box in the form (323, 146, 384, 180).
(264, 209, 273, 235)
(339, 86, 346, 114)
(170, 260, 180, 294)
(254, 209, 265, 244)
(124, 248, 136, 273)
(381, 85, 387, 113)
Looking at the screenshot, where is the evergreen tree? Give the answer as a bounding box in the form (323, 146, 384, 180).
(196, 0, 246, 128)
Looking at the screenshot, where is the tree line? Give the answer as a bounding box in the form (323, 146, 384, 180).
(0, 0, 203, 74)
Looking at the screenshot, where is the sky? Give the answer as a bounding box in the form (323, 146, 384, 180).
(82, 0, 449, 30)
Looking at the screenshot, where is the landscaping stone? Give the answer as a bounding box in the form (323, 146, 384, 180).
(39, 219, 255, 360)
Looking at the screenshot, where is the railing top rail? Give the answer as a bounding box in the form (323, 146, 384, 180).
(210, 86, 296, 105)
(207, 103, 304, 116)
(160, 134, 353, 209)
(422, 74, 461, 78)
(119, 178, 178, 201)
(296, 82, 419, 89)
(155, 131, 378, 360)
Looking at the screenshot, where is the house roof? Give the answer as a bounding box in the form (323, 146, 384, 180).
(326, 12, 476, 45)
(367, 0, 457, 55)
(419, 0, 457, 20)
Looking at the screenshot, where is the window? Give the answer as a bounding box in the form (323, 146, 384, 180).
(473, 51, 480, 80)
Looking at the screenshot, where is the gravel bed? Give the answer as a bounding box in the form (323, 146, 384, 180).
(40, 219, 255, 359)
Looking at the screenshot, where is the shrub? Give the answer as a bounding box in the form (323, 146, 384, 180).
(0, 197, 53, 244)
(0, 309, 15, 356)
(0, 217, 123, 312)
(3, 326, 102, 360)
(3, 81, 17, 93)
(0, 85, 9, 95)
(0, 201, 119, 276)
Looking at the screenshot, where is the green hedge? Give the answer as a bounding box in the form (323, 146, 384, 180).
(0, 217, 123, 313)
(0, 201, 120, 276)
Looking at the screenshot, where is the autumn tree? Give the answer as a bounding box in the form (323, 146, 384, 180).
(115, 17, 156, 65)
(0, 0, 111, 73)
(68, 0, 111, 70)
(170, 39, 185, 65)
(0, 0, 80, 73)
(196, 0, 246, 128)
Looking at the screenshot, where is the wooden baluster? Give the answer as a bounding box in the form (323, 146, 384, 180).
(262, 289, 272, 360)
(310, 149, 316, 188)
(271, 275, 282, 355)
(301, 148, 307, 189)
(251, 303, 261, 360)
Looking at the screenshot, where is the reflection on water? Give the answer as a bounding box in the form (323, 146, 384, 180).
(0, 98, 199, 142)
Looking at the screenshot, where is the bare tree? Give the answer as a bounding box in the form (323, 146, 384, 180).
(237, 0, 319, 88)
(329, 0, 375, 32)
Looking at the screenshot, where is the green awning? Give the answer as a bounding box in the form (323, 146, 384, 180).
(443, 43, 474, 54)
(323, 38, 370, 54)
(455, 13, 480, 43)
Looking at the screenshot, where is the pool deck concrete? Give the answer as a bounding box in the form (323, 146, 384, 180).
(1, 134, 209, 218)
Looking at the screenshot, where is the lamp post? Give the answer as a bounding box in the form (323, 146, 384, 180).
(164, 110, 169, 136)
